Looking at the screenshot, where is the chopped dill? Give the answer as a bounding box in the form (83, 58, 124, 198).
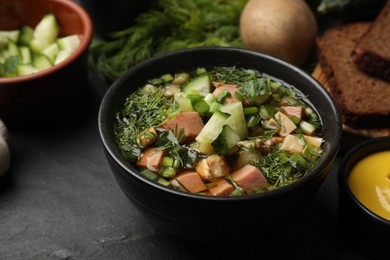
(207, 66, 259, 85)
(114, 87, 173, 159)
(255, 148, 317, 188)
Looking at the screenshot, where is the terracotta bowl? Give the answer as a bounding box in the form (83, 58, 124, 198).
(98, 47, 342, 242)
(338, 136, 390, 259)
(0, 0, 93, 126)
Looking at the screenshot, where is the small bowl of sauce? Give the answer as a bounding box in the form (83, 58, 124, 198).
(338, 136, 390, 259)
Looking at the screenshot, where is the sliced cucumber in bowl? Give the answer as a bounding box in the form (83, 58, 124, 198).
(0, 13, 81, 77)
(30, 14, 60, 53)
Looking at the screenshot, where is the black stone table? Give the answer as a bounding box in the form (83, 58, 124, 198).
(0, 84, 369, 260)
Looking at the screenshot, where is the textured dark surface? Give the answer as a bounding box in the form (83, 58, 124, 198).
(0, 82, 369, 260)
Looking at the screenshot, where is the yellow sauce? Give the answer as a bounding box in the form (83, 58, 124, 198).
(348, 151, 390, 221)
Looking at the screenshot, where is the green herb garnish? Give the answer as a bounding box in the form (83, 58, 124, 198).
(114, 87, 173, 161)
(90, 0, 248, 84)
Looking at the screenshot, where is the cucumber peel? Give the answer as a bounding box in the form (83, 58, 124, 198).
(212, 125, 241, 155)
(182, 74, 211, 97)
(195, 110, 230, 144)
(220, 102, 248, 140)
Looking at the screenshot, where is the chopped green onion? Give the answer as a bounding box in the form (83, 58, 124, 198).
(243, 106, 258, 114)
(209, 101, 222, 113)
(204, 93, 216, 105)
(234, 90, 245, 101)
(140, 169, 159, 180)
(157, 178, 171, 186)
(216, 89, 231, 103)
(264, 104, 277, 115)
(290, 153, 307, 168)
(194, 99, 210, 116)
(162, 156, 174, 167)
(149, 77, 164, 85)
(277, 152, 289, 164)
(187, 94, 203, 105)
(161, 73, 174, 82)
(168, 110, 180, 119)
(160, 166, 177, 178)
(230, 187, 245, 196)
(196, 67, 207, 75)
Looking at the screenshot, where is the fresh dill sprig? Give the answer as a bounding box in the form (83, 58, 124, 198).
(90, 0, 248, 84)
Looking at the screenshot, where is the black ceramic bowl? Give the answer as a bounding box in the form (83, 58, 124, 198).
(98, 47, 342, 242)
(338, 137, 390, 259)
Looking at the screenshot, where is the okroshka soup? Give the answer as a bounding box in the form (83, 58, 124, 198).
(114, 66, 325, 197)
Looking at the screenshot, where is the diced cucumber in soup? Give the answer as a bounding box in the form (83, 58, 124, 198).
(174, 93, 193, 112)
(195, 110, 230, 144)
(182, 74, 211, 96)
(220, 102, 248, 140)
(212, 124, 241, 154)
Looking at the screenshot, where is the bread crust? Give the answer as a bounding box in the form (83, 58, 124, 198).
(352, 0, 390, 81)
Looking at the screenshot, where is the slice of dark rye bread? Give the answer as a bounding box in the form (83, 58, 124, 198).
(312, 64, 390, 138)
(352, 0, 390, 81)
(315, 22, 390, 129)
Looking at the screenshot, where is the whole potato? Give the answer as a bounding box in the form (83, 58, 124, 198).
(240, 0, 318, 66)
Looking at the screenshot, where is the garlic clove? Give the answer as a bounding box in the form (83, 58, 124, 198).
(0, 138, 10, 177)
(0, 118, 9, 144)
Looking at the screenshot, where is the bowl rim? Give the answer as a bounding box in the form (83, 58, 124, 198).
(99, 46, 342, 201)
(0, 0, 93, 86)
(338, 136, 390, 224)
